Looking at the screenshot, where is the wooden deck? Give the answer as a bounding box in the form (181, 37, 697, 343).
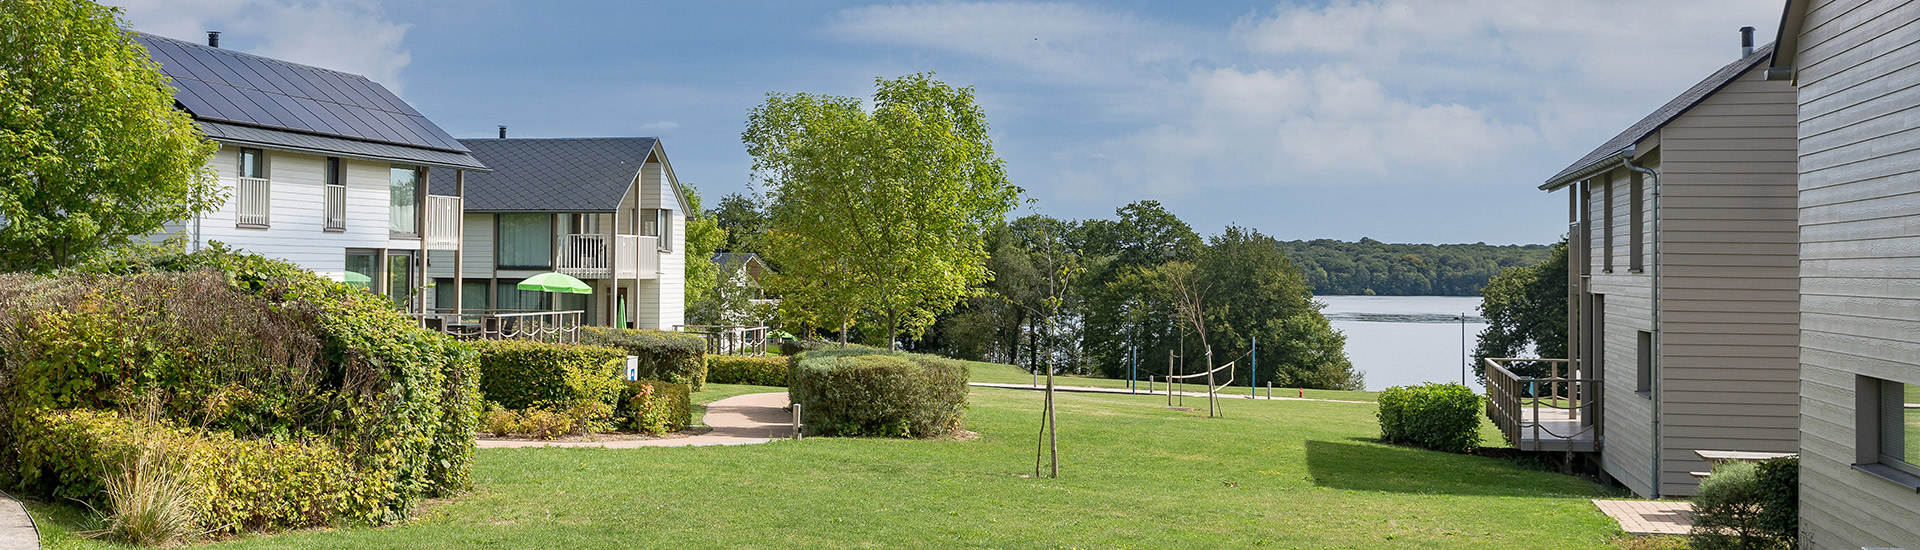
(1485, 358, 1601, 453)
(1515, 406, 1599, 453)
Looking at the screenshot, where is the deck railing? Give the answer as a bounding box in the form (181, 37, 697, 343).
(416, 310, 584, 343)
(677, 325, 770, 356)
(558, 234, 657, 279)
(1484, 357, 1601, 452)
(424, 195, 461, 250)
(236, 176, 270, 227)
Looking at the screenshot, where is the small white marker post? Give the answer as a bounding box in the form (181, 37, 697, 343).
(791, 403, 803, 441)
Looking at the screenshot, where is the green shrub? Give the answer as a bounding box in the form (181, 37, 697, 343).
(1691, 458, 1797, 549)
(17, 408, 382, 534)
(789, 349, 968, 438)
(0, 245, 480, 526)
(1377, 383, 1480, 453)
(708, 356, 791, 387)
(470, 340, 625, 432)
(618, 380, 691, 435)
(89, 437, 199, 547)
(580, 327, 707, 391)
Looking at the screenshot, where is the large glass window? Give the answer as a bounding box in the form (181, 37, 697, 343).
(386, 252, 413, 306)
(1880, 380, 1920, 476)
(390, 165, 420, 235)
(496, 279, 551, 312)
(496, 213, 552, 269)
(433, 279, 491, 312)
(344, 251, 377, 292)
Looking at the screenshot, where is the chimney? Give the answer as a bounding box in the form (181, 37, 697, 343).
(207, 31, 221, 48)
(498, 125, 507, 139)
(1740, 26, 1755, 57)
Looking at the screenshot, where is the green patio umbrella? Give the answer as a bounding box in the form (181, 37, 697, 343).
(517, 272, 593, 294)
(343, 270, 372, 289)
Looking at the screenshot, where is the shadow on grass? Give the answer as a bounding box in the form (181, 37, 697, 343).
(1304, 439, 1582, 497)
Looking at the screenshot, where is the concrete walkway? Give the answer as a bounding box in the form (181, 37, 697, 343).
(969, 382, 1373, 404)
(1593, 499, 1692, 535)
(0, 491, 37, 550)
(477, 392, 793, 449)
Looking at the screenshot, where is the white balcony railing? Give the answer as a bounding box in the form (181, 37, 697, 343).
(424, 195, 461, 250)
(558, 233, 658, 280)
(236, 176, 270, 227)
(323, 183, 346, 230)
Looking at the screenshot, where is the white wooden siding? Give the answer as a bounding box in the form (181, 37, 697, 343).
(167, 146, 403, 280)
(1791, 1, 1920, 548)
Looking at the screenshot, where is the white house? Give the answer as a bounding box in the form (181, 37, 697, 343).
(134, 31, 486, 307)
(425, 136, 686, 330)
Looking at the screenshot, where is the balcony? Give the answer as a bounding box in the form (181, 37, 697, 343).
(1484, 358, 1600, 453)
(556, 233, 659, 279)
(423, 195, 460, 250)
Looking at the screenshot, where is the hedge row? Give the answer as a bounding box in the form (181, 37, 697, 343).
(20, 406, 384, 533)
(1377, 383, 1480, 453)
(789, 349, 968, 438)
(708, 356, 790, 387)
(0, 246, 478, 530)
(580, 327, 707, 391)
(619, 380, 690, 435)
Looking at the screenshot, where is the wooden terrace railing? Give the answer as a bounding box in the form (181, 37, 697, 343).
(416, 310, 584, 343)
(676, 325, 770, 356)
(1484, 357, 1601, 453)
(424, 195, 461, 250)
(236, 176, 271, 227)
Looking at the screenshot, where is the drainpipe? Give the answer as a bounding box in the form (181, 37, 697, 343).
(1621, 147, 1661, 498)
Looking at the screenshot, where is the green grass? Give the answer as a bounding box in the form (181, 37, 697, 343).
(963, 359, 1382, 402)
(28, 381, 1624, 549)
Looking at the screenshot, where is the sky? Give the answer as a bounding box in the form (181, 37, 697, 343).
(111, 0, 1788, 246)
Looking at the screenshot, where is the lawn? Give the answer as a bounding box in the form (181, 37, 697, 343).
(30, 376, 1625, 549)
(963, 359, 1383, 402)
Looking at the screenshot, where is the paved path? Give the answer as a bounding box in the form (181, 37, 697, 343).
(1593, 499, 1692, 535)
(969, 382, 1373, 404)
(477, 392, 793, 449)
(0, 491, 37, 550)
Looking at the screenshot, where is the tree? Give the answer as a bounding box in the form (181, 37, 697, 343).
(1195, 226, 1359, 391)
(710, 192, 767, 253)
(681, 185, 728, 321)
(0, 0, 220, 271)
(1079, 201, 1202, 381)
(743, 73, 1020, 344)
(1473, 239, 1569, 382)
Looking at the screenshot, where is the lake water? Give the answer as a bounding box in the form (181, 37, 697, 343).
(1318, 295, 1487, 392)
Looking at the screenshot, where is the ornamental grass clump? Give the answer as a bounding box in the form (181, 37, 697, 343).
(84, 439, 200, 547)
(1376, 382, 1481, 453)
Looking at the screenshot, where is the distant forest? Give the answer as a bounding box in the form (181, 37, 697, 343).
(1278, 239, 1553, 297)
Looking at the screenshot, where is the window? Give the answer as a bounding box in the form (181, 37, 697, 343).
(344, 250, 378, 292)
(1635, 330, 1652, 395)
(496, 279, 552, 312)
(658, 209, 673, 251)
(1579, 180, 1593, 276)
(1602, 178, 1614, 273)
(324, 157, 346, 231)
(386, 251, 414, 307)
(433, 279, 490, 312)
(390, 165, 420, 235)
(1858, 377, 1920, 486)
(496, 213, 553, 269)
(1629, 172, 1644, 272)
(236, 148, 269, 227)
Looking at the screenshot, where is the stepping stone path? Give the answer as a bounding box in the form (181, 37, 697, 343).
(477, 392, 794, 449)
(0, 492, 36, 550)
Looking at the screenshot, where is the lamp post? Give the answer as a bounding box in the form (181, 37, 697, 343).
(1459, 312, 1468, 385)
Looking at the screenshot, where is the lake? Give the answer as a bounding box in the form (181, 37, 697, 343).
(1317, 295, 1487, 392)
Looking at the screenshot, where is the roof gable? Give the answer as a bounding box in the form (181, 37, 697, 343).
(1543, 43, 1776, 189)
(132, 32, 482, 170)
(434, 137, 662, 212)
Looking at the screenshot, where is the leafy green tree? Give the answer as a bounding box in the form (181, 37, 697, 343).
(743, 73, 1019, 344)
(1196, 226, 1358, 390)
(1473, 240, 1568, 382)
(710, 192, 767, 253)
(0, 0, 220, 271)
(681, 185, 728, 321)
(1276, 238, 1551, 296)
(1079, 201, 1202, 380)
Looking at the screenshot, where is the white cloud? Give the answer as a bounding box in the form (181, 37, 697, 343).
(828, 2, 1204, 86)
(110, 0, 414, 95)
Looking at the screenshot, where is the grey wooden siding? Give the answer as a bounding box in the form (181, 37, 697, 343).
(1792, 0, 1920, 548)
(1587, 166, 1659, 498)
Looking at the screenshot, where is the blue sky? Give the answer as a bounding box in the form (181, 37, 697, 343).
(115, 0, 1786, 245)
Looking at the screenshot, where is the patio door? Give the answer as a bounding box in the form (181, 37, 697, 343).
(386, 251, 415, 311)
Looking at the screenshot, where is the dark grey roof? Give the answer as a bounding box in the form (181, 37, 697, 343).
(132, 32, 485, 170)
(430, 138, 659, 212)
(201, 122, 486, 170)
(1543, 43, 1775, 189)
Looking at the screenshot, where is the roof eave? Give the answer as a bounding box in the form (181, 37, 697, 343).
(202, 134, 490, 172)
(1541, 149, 1629, 191)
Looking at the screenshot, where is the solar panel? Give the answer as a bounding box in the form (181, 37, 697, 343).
(132, 32, 471, 154)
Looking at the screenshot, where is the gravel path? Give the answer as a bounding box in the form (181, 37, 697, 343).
(477, 392, 794, 449)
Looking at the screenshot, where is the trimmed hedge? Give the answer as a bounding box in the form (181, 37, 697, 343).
(471, 340, 624, 411)
(1691, 457, 1797, 549)
(789, 349, 968, 438)
(580, 327, 707, 391)
(618, 380, 690, 435)
(1377, 383, 1480, 453)
(0, 245, 479, 530)
(18, 408, 384, 533)
(708, 356, 790, 387)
